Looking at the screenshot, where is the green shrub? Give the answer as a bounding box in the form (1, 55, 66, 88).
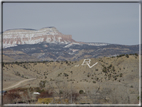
(108, 64, 112, 69)
(79, 90, 84, 94)
(87, 74, 90, 77)
(15, 72, 20, 76)
(135, 53, 138, 56)
(59, 90, 63, 94)
(130, 85, 133, 88)
(102, 67, 107, 73)
(125, 54, 129, 58)
(120, 73, 123, 77)
(64, 73, 69, 77)
(93, 81, 96, 83)
(112, 66, 115, 71)
(58, 73, 62, 77)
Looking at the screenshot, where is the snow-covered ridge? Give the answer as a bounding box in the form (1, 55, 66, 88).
(2, 27, 75, 48)
(88, 43, 109, 46)
(3, 27, 59, 37)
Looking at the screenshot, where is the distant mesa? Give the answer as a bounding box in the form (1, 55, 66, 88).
(2, 27, 76, 48)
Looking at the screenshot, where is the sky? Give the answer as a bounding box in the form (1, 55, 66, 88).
(2, 2, 139, 45)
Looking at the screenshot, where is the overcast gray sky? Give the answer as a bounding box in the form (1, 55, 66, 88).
(3, 3, 139, 45)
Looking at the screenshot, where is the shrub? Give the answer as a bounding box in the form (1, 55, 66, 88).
(45, 76, 47, 79)
(59, 90, 63, 94)
(39, 81, 46, 88)
(79, 90, 84, 94)
(15, 72, 20, 76)
(112, 66, 115, 71)
(108, 64, 112, 69)
(125, 54, 129, 58)
(58, 73, 62, 77)
(135, 53, 138, 56)
(120, 73, 123, 77)
(130, 85, 133, 88)
(64, 73, 69, 77)
(102, 67, 107, 73)
(93, 81, 96, 83)
(87, 74, 90, 77)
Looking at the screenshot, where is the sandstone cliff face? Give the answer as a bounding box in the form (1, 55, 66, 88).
(2, 27, 75, 48)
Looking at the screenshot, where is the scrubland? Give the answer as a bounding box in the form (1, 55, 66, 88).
(2, 54, 140, 104)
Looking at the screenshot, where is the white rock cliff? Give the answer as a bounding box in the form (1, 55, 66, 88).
(2, 27, 75, 48)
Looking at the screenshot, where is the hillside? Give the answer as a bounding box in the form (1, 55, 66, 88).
(2, 54, 139, 104)
(3, 42, 139, 62)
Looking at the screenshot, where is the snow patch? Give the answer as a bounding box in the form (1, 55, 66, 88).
(64, 42, 80, 48)
(88, 43, 108, 46)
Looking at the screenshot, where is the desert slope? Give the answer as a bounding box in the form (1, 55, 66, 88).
(2, 54, 139, 104)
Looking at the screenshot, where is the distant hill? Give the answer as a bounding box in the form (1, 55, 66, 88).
(3, 42, 139, 62)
